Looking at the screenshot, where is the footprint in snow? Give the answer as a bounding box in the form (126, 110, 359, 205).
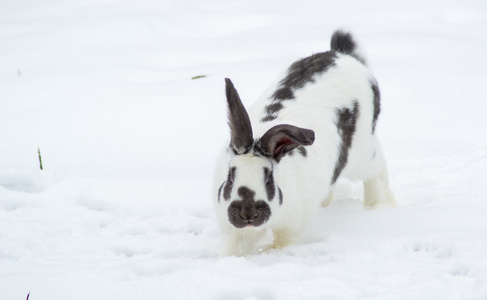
(405, 240, 453, 259)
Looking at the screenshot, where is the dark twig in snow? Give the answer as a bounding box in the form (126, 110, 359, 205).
(38, 147, 43, 170)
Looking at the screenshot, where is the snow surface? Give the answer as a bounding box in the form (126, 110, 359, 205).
(1, 0, 487, 299)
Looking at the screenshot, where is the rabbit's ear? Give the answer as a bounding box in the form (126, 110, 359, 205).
(225, 78, 253, 153)
(260, 124, 315, 162)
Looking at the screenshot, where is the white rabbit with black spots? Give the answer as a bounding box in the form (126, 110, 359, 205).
(214, 30, 396, 257)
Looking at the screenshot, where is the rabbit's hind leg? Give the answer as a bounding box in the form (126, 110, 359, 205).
(363, 163, 396, 209)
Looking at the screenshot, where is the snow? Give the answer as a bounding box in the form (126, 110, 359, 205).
(1, 0, 487, 299)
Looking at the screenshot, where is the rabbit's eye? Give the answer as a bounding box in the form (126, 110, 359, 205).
(263, 167, 276, 201)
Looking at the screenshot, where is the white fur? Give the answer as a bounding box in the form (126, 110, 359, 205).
(214, 51, 396, 257)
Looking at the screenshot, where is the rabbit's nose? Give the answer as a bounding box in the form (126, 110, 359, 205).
(239, 208, 258, 222)
(228, 199, 270, 228)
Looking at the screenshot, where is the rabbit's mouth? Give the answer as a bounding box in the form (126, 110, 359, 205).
(227, 199, 271, 229)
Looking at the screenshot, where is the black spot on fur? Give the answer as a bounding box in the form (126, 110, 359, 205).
(261, 115, 277, 122)
(218, 182, 224, 203)
(238, 186, 254, 201)
(227, 186, 271, 228)
(278, 187, 283, 205)
(282, 52, 337, 92)
(330, 30, 365, 64)
(261, 52, 337, 122)
(271, 87, 295, 101)
(371, 81, 381, 134)
(288, 146, 307, 158)
(297, 146, 307, 157)
(264, 167, 275, 201)
(280, 51, 336, 96)
(261, 102, 284, 122)
(266, 102, 284, 115)
(332, 101, 359, 184)
(223, 167, 236, 201)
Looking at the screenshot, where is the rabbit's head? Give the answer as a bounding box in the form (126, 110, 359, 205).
(217, 79, 315, 229)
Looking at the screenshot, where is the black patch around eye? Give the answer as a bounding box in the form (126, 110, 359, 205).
(218, 182, 224, 203)
(223, 167, 236, 201)
(264, 167, 275, 201)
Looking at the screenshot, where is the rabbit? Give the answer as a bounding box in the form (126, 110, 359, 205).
(214, 30, 396, 257)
